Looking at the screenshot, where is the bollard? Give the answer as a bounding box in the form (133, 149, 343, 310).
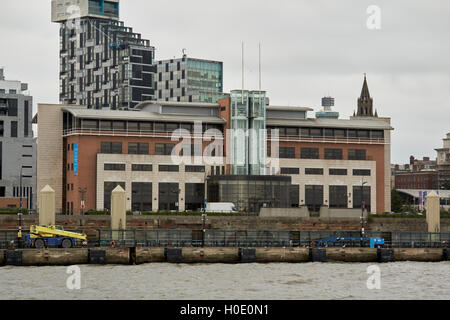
(377, 248, 395, 263)
(310, 248, 326, 262)
(239, 248, 256, 263)
(165, 248, 182, 263)
(89, 249, 106, 265)
(5, 250, 22, 266)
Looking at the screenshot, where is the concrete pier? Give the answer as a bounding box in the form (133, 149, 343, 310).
(22, 249, 88, 266)
(393, 248, 444, 262)
(2, 247, 450, 266)
(135, 247, 165, 264)
(255, 248, 310, 263)
(326, 248, 378, 263)
(182, 248, 239, 264)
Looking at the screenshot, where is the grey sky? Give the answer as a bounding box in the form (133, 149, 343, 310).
(0, 0, 449, 164)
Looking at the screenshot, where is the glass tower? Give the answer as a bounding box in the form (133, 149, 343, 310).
(230, 90, 267, 175)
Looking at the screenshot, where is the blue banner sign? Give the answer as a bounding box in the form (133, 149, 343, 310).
(74, 143, 79, 177)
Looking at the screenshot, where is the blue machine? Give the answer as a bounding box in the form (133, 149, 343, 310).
(316, 236, 385, 248)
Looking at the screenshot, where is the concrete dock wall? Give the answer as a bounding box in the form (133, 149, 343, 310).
(393, 248, 444, 262)
(2, 247, 450, 266)
(135, 247, 165, 264)
(326, 248, 378, 262)
(255, 248, 310, 263)
(181, 248, 240, 264)
(21, 249, 89, 266)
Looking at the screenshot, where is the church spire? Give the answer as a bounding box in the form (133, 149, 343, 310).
(357, 74, 374, 117)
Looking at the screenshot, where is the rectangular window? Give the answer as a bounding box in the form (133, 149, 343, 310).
(371, 130, 384, 139)
(353, 169, 371, 176)
(329, 186, 348, 208)
(301, 148, 319, 159)
(100, 121, 112, 131)
(285, 127, 298, 137)
(290, 185, 300, 208)
(353, 186, 371, 212)
(132, 164, 153, 172)
(104, 163, 126, 171)
(24, 101, 29, 137)
(310, 128, 322, 137)
(305, 168, 324, 175)
(128, 142, 149, 155)
(159, 183, 179, 211)
(82, 119, 98, 129)
(185, 165, 206, 173)
(11, 121, 18, 137)
(280, 167, 300, 175)
(0, 121, 3, 137)
(324, 128, 334, 137)
(305, 185, 323, 212)
(8, 99, 18, 117)
(155, 143, 175, 155)
(185, 183, 205, 211)
(329, 169, 347, 176)
(100, 142, 122, 154)
(132, 182, 152, 212)
(348, 149, 366, 160)
(334, 129, 346, 138)
(324, 148, 343, 160)
(159, 165, 179, 172)
(279, 147, 296, 159)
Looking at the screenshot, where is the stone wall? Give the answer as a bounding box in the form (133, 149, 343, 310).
(1, 215, 450, 236)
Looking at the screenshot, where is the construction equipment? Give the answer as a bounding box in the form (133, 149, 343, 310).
(25, 225, 87, 249)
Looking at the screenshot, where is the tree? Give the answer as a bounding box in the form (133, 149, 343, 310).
(391, 189, 404, 213)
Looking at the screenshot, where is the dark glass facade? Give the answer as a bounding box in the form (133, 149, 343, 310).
(207, 175, 292, 213)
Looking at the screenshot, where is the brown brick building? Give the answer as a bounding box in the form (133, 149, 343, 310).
(36, 77, 393, 215)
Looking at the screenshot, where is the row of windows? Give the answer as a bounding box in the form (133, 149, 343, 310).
(78, 119, 223, 134)
(270, 147, 367, 161)
(99, 142, 222, 157)
(104, 163, 207, 173)
(281, 168, 372, 176)
(268, 127, 384, 140)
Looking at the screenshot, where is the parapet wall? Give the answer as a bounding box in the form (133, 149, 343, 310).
(0, 215, 449, 236)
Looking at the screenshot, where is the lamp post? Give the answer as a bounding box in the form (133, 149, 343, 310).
(17, 166, 23, 248)
(360, 180, 368, 238)
(78, 187, 87, 215)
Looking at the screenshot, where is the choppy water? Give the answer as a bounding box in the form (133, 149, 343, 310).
(0, 262, 449, 300)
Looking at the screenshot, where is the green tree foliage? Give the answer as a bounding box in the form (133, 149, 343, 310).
(391, 189, 404, 213)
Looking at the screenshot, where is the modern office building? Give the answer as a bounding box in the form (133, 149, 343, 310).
(436, 133, 450, 189)
(155, 55, 228, 103)
(35, 76, 393, 215)
(0, 68, 37, 210)
(52, 0, 156, 110)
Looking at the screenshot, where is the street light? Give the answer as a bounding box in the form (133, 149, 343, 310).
(360, 180, 368, 237)
(17, 166, 23, 248)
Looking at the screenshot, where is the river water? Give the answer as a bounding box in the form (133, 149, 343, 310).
(0, 262, 449, 300)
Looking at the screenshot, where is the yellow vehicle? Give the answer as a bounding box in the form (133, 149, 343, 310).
(26, 225, 87, 248)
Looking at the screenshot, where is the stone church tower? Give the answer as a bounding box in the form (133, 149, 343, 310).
(356, 75, 377, 117)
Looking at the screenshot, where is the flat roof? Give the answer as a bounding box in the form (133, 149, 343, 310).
(397, 189, 450, 199)
(61, 106, 226, 124)
(266, 117, 393, 130)
(134, 100, 220, 110)
(267, 106, 314, 112)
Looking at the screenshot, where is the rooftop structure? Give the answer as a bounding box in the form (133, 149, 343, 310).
(52, 0, 156, 110)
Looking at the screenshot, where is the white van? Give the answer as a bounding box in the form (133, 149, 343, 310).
(205, 202, 237, 214)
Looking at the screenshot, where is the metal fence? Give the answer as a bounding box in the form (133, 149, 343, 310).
(94, 229, 450, 249)
(2, 229, 449, 249)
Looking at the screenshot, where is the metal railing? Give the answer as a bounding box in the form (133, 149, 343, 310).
(93, 230, 450, 249)
(2, 229, 449, 249)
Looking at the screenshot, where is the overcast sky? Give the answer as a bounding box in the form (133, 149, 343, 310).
(0, 0, 449, 163)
